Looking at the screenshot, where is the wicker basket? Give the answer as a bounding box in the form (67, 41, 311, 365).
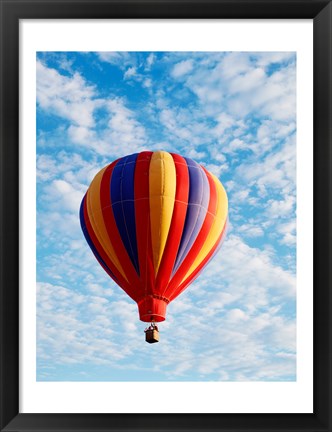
(145, 329, 159, 343)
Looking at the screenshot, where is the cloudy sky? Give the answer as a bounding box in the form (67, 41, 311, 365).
(36, 51, 296, 382)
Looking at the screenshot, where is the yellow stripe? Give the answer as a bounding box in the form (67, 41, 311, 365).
(86, 167, 128, 281)
(149, 151, 176, 275)
(181, 174, 228, 283)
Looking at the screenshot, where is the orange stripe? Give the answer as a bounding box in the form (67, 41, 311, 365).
(86, 166, 128, 281)
(100, 160, 141, 298)
(169, 221, 227, 301)
(180, 172, 228, 283)
(83, 195, 132, 295)
(163, 168, 217, 298)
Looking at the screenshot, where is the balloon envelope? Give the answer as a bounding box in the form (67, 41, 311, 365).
(80, 151, 228, 322)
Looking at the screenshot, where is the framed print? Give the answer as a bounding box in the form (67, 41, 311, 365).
(0, 1, 331, 431)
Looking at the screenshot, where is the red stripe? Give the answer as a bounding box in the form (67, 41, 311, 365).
(134, 151, 154, 298)
(83, 195, 133, 297)
(169, 222, 227, 301)
(157, 153, 189, 297)
(163, 168, 217, 299)
(100, 160, 141, 299)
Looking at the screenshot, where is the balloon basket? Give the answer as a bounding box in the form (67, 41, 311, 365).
(145, 328, 159, 344)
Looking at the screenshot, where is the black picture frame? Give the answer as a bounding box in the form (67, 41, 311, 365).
(1, 1, 331, 431)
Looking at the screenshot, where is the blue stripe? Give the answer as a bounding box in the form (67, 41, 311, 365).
(111, 153, 140, 274)
(173, 158, 210, 273)
(79, 197, 119, 283)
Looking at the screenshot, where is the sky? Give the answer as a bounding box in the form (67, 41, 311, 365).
(36, 51, 296, 382)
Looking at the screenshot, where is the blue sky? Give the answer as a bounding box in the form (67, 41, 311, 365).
(36, 51, 296, 382)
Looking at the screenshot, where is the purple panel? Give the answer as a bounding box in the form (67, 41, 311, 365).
(173, 158, 210, 273)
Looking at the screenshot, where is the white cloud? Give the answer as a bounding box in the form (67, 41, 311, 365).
(238, 223, 264, 238)
(225, 138, 248, 154)
(277, 220, 297, 246)
(145, 53, 156, 69)
(226, 308, 248, 321)
(203, 163, 228, 177)
(208, 147, 227, 164)
(181, 52, 296, 123)
(203, 234, 296, 302)
(191, 84, 224, 105)
(159, 108, 199, 144)
(37, 61, 147, 157)
(236, 135, 296, 196)
(43, 179, 85, 214)
(37, 282, 143, 368)
(212, 112, 235, 136)
(220, 52, 251, 79)
(97, 52, 134, 68)
(106, 98, 146, 151)
(37, 60, 99, 128)
(266, 196, 295, 219)
(143, 78, 152, 88)
(186, 148, 207, 160)
(37, 151, 103, 185)
(38, 211, 80, 242)
(37, 154, 59, 181)
(171, 59, 194, 78)
(68, 125, 95, 144)
(228, 67, 265, 94)
(124, 66, 137, 80)
(254, 52, 295, 67)
(253, 65, 296, 121)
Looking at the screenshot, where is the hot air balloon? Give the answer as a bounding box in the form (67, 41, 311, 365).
(80, 151, 228, 343)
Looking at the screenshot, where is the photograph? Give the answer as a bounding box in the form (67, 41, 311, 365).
(36, 51, 297, 383)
